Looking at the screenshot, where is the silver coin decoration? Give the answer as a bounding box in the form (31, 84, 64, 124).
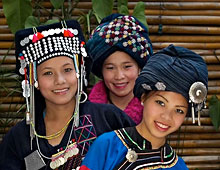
(50, 160, 56, 169)
(50, 144, 79, 169)
(72, 147, 79, 155)
(126, 149, 138, 162)
(59, 157, 65, 165)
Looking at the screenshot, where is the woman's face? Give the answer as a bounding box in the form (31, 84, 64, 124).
(102, 51, 140, 99)
(37, 56, 78, 107)
(138, 91, 188, 145)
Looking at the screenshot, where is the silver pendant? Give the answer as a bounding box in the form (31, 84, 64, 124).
(126, 149, 138, 162)
(189, 82, 207, 104)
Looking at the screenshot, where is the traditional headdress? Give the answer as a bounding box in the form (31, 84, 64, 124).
(134, 44, 208, 125)
(86, 14, 153, 78)
(15, 20, 90, 152)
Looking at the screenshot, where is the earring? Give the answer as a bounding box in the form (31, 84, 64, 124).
(141, 102, 144, 106)
(34, 81, 38, 89)
(80, 91, 88, 103)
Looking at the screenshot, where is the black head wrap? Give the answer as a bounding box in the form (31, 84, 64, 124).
(134, 44, 208, 118)
(86, 14, 153, 78)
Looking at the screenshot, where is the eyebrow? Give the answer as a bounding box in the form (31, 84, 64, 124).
(156, 94, 168, 102)
(42, 63, 73, 70)
(104, 61, 133, 65)
(63, 63, 73, 67)
(156, 94, 188, 108)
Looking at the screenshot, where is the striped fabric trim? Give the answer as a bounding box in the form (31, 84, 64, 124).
(114, 128, 178, 170)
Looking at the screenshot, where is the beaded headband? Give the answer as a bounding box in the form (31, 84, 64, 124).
(18, 27, 86, 65)
(16, 20, 88, 95)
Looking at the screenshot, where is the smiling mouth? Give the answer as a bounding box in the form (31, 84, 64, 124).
(113, 83, 128, 88)
(53, 88, 69, 93)
(155, 121, 170, 130)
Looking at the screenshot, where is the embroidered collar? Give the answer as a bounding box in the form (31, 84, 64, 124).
(114, 127, 178, 170)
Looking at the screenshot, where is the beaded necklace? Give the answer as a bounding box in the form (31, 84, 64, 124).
(31, 115, 74, 140)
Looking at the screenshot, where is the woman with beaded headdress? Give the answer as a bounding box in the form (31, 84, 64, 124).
(0, 20, 135, 170)
(80, 44, 208, 170)
(87, 14, 153, 124)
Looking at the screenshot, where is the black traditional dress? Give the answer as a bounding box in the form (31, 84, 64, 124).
(0, 101, 135, 170)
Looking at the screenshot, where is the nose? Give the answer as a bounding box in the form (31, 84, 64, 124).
(114, 68, 125, 80)
(55, 73, 66, 85)
(160, 110, 172, 122)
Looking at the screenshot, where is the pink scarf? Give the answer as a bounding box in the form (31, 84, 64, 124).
(89, 81, 143, 124)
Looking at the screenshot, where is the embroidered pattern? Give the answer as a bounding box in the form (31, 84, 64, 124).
(49, 115, 97, 170)
(114, 128, 178, 170)
(95, 15, 150, 59)
(74, 115, 97, 156)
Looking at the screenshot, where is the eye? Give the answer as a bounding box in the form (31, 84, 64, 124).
(64, 68, 73, 72)
(43, 71, 52, 76)
(176, 108, 185, 114)
(105, 66, 114, 70)
(156, 100, 165, 106)
(124, 64, 132, 68)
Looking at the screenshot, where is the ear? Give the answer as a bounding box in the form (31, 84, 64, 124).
(138, 67, 141, 75)
(140, 93, 147, 105)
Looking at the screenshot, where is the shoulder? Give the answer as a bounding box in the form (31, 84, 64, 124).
(0, 120, 30, 165)
(87, 131, 126, 152)
(3, 119, 28, 139)
(1, 119, 30, 147)
(94, 131, 117, 144)
(175, 157, 189, 169)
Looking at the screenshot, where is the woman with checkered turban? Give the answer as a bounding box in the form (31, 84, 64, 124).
(87, 14, 153, 124)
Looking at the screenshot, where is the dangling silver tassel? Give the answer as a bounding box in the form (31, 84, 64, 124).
(189, 82, 207, 126)
(30, 84, 35, 150)
(73, 95, 80, 127)
(29, 62, 36, 150)
(191, 102, 195, 124)
(73, 74, 80, 127)
(197, 110, 201, 126)
(25, 84, 30, 125)
(22, 79, 30, 124)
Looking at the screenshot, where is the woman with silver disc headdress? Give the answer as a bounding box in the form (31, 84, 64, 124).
(80, 44, 208, 170)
